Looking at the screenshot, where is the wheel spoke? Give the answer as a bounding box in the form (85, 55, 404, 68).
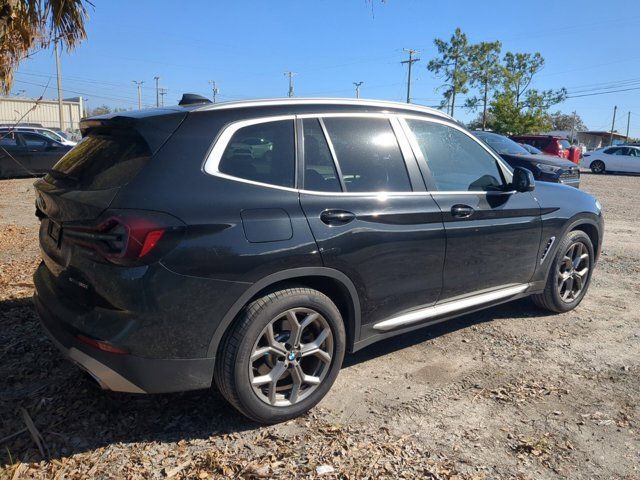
(563, 277, 574, 299)
(289, 364, 304, 404)
(251, 346, 280, 362)
(573, 274, 583, 291)
(576, 266, 588, 277)
(288, 311, 318, 347)
(301, 327, 330, 356)
(265, 323, 287, 355)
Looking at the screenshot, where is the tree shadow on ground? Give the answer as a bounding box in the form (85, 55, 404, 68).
(0, 295, 546, 463)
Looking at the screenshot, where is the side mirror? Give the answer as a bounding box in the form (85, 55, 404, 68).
(46, 142, 61, 151)
(512, 167, 535, 192)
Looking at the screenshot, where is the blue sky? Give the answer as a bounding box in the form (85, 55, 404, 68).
(11, 0, 640, 136)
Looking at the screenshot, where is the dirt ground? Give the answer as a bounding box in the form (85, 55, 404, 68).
(0, 173, 638, 479)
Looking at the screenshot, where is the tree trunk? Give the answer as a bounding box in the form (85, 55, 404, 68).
(482, 79, 488, 131)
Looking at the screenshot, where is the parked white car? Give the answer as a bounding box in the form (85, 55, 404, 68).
(581, 145, 640, 174)
(0, 127, 77, 146)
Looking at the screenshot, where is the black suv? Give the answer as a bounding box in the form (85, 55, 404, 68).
(33, 98, 603, 423)
(473, 130, 581, 188)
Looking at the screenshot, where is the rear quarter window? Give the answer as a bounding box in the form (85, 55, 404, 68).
(48, 130, 150, 190)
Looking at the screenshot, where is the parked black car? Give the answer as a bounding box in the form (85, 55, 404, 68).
(0, 130, 72, 178)
(33, 98, 603, 423)
(474, 130, 580, 188)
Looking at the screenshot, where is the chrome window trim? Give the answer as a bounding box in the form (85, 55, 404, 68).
(398, 115, 514, 185)
(373, 283, 530, 331)
(195, 97, 452, 120)
(202, 112, 516, 197)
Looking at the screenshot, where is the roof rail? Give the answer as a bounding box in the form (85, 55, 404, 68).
(193, 97, 452, 120)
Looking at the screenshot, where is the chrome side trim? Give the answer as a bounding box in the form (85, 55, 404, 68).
(194, 97, 452, 120)
(373, 284, 530, 331)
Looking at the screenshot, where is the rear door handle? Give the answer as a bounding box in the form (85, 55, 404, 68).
(320, 209, 356, 226)
(451, 204, 474, 218)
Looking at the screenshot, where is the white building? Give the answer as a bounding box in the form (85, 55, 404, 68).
(0, 95, 84, 133)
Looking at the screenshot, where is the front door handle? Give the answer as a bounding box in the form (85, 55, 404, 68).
(320, 209, 356, 226)
(451, 204, 474, 218)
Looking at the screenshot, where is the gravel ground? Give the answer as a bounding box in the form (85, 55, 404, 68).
(0, 173, 638, 479)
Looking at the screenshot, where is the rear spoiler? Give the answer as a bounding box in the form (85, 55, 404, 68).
(80, 110, 188, 155)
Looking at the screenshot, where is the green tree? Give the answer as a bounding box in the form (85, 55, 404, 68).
(88, 104, 112, 116)
(487, 51, 567, 135)
(548, 111, 587, 132)
(464, 40, 502, 130)
(427, 28, 470, 116)
(0, 0, 90, 94)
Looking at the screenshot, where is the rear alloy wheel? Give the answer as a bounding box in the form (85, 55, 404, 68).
(215, 287, 345, 423)
(532, 230, 594, 313)
(590, 160, 605, 174)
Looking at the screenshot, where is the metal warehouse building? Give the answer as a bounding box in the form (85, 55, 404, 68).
(0, 96, 84, 133)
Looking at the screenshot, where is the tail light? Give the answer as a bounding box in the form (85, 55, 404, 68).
(64, 209, 185, 266)
(77, 334, 129, 354)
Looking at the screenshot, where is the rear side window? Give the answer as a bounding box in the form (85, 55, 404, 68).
(219, 120, 295, 188)
(0, 133, 18, 147)
(406, 120, 505, 192)
(322, 117, 411, 192)
(302, 119, 341, 192)
(49, 130, 150, 190)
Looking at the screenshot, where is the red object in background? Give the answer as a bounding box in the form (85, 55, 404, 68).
(511, 135, 580, 164)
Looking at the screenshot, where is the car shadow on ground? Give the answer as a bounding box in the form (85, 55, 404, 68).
(0, 295, 545, 463)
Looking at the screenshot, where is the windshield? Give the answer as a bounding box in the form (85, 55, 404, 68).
(474, 131, 530, 155)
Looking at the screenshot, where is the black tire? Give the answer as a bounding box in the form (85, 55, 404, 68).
(590, 160, 605, 174)
(532, 230, 594, 313)
(214, 287, 346, 424)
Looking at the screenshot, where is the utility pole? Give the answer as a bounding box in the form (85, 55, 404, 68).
(284, 71, 297, 98)
(353, 81, 363, 99)
(609, 105, 617, 146)
(208, 80, 219, 103)
(154, 76, 160, 107)
(401, 49, 420, 104)
(159, 88, 167, 107)
(133, 80, 144, 109)
(626, 111, 631, 142)
(570, 110, 577, 143)
(54, 40, 65, 130)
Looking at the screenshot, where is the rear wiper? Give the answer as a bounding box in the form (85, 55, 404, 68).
(45, 169, 79, 183)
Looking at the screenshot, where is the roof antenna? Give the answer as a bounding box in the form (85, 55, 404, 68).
(179, 93, 212, 106)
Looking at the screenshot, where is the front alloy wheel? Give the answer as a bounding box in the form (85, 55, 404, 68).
(556, 241, 590, 302)
(532, 230, 595, 313)
(215, 287, 345, 423)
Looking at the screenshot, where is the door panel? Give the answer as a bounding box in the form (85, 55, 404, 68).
(301, 192, 445, 325)
(431, 191, 541, 299)
(401, 117, 542, 300)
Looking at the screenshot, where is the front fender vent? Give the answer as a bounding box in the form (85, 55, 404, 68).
(540, 236, 556, 264)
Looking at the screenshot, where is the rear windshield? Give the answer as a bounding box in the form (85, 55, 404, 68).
(47, 130, 150, 190)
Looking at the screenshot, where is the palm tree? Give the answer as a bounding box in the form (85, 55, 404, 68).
(0, 0, 90, 94)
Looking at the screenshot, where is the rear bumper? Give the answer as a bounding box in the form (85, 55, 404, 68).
(33, 263, 216, 394)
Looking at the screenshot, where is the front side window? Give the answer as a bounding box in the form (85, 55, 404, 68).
(406, 120, 505, 192)
(322, 117, 411, 192)
(0, 133, 19, 148)
(302, 119, 341, 192)
(20, 133, 49, 149)
(218, 120, 295, 188)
